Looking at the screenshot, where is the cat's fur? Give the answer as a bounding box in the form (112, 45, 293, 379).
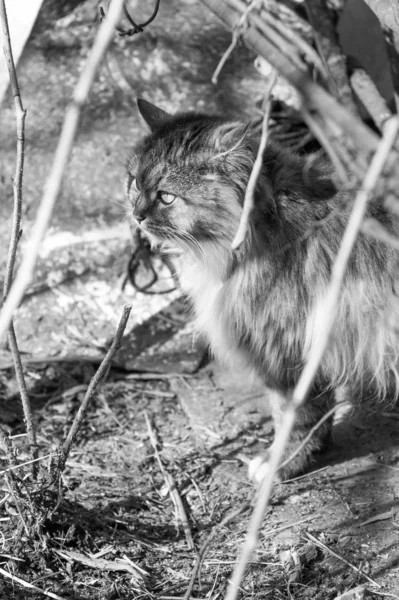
(126, 98, 399, 480)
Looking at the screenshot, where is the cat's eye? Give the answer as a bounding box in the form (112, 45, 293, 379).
(158, 191, 177, 206)
(131, 177, 140, 193)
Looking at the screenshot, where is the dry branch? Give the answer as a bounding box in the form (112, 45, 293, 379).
(224, 117, 399, 600)
(58, 304, 131, 472)
(0, 566, 67, 600)
(200, 0, 379, 154)
(145, 412, 195, 551)
(350, 69, 392, 131)
(232, 70, 277, 248)
(0, 0, 26, 297)
(305, 0, 357, 113)
(305, 532, 381, 588)
(0, 0, 38, 473)
(0, 0, 126, 344)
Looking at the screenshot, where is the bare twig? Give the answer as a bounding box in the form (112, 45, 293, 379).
(0, 566, 67, 600)
(0, 0, 38, 475)
(184, 503, 249, 600)
(232, 70, 277, 249)
(258, 6, 326, 78)
(280, 401, 344, 470)
(362, 218, 399, 250)
(305, 0, 358, 113)
(58, 305, 131, 471)
(144, 412, 195, 551)
(4, 476, 29, 537)
(302, 108, 349, 183)
(7, 323, 38, 474)
(0, 0, 26, 297)
(351, 69, 392, 131)
(305, 532, 381, 587)
(0, 0, 125, 345)
(224, 117, 399, 600)
(212, 0, 262, 85)
(0, 427, 18, 473)
(0, 452, 53, 476)
(201, 0, 379, 153)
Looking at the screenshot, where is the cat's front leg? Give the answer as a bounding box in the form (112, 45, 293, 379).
(249, 386, 335, 483)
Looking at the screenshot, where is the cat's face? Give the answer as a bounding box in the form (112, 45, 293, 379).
(126, 100, 254, 255)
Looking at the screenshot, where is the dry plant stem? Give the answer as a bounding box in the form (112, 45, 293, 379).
(144, 412, 195, 551)
(232, 70, 277, 249)
(280, 402, 343, 470)
(0, 0, 125, 345)
(302, 108, 348, 183)
(5, 475, 29, 537)
(0, 427, 17, 468)
(212, 0, 261, 85)
(305, 532, 380, 588)
(0, 566, 67, 600)
(305, 0, 357, 113)
(0, 452, 53, 476)
(58, 305, 131, 471)
(224, 117, 399, 600)
(362, 218, 399, 250)
(228, 0, 307, 72)
(8, 323, 38, 473)
(183, 503, 249, 600)
(0, 0, 26, 296)
(258, 7, 326, 77)
(0, 0, 38, 474)
(350, 69, 392, 131)
(200, 0, 379, 152)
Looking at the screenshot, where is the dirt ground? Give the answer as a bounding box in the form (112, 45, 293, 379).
(1, 1, 399, 599)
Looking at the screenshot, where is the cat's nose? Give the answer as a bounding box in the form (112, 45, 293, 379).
(135, 215, 145, 224)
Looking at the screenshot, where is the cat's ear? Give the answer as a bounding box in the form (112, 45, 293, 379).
(210, 121, 250, 158)
(137, 98, 172, 132)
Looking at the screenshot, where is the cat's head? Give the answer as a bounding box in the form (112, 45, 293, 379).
(126, 99, 257, 255)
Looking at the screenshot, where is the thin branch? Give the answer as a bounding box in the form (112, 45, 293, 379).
(280, 401, 344, 469)
(224, 116, 399, 600)
(362, 217, 399, 250)
(305, 0, 358, 113)
(7, 323, 38, 474)
(0, 452, 53, 476)
(305, 532, 381, 588)
(183, 503, 249, 600)
(0, 0, 126, 345)
(0, 0, 26, 298)
(301, 108, 349, 184)
(0, 0, 38, 475)
(58, 305, 131, 472)
(0, 427, 17, 469)
(200, 0, 379, 153)
(0, 566, 67, 600)
(232, 69, 277, 249)
(258, 6, 327, 78)
(212, 0, 262, 85)
(350, 69, 392, 132)
(145, 412, 195, 551)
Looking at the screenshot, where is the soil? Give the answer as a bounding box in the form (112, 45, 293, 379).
(1, 1, 399, 599)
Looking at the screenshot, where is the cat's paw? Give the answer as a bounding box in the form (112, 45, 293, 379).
(248, 454, 282, 485)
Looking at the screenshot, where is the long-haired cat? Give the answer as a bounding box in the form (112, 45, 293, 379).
(126, 98, 399, 481)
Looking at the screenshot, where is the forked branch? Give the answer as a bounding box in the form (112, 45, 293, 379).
(58, 304, 131, 472)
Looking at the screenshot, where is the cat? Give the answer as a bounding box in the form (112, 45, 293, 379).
(126, 97, 399, 481)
